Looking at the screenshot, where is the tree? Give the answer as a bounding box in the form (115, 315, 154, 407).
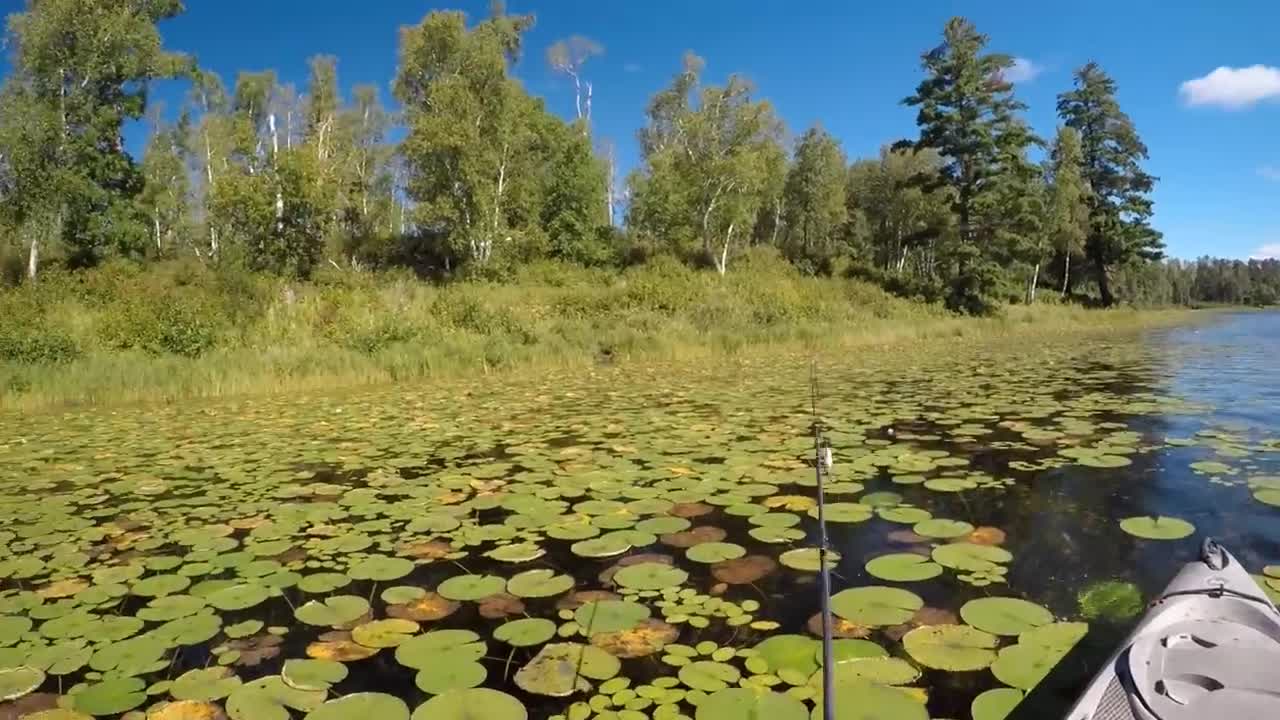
(902, 17, 1035, 313)
(546, 35, 603, 126)
(0, 0, 190, 275)
(781, 126, 847, 271)
(629, 54, 784, 274)
(542, 121, 608, 265)
(1057, 62, 1162, 306)
(139, 110, 191, 257)
(1045, 126, 1090, 295)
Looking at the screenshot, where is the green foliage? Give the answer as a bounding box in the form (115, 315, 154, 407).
(1057, 63, 1162, 306)
(781, 126, 848, 271)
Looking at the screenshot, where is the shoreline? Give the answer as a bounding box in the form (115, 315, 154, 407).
(1, 304, 1206, 414)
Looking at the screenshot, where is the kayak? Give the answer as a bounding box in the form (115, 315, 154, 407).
(1066, 538, 1280, 719)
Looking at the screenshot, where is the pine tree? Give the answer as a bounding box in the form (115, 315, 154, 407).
(902, 17, 1035, 314)
(1057, 62, 1162, 306)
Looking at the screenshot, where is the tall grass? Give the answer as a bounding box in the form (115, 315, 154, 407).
(0, 250, 1191, 411)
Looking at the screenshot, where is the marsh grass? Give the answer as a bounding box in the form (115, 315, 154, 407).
(0, 252, 1193, 411)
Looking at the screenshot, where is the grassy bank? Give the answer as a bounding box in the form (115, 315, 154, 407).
(0, 252, 1194, 411)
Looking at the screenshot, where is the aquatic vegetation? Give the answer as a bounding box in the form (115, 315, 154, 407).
(1, 329, 1277, 719)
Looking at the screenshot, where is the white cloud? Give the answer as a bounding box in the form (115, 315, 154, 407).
(1259, 165, 1280, 181)
(1251, 243, 1280, 260)
(1179, 65, 1280, 109)
(1002, 58, 1042, 84)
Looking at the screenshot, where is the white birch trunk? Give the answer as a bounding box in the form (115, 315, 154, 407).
(26, 233, 38, 282)
(714, 222, 736, 276)
(1061, 254, 1071, 296)
(269, 114, 284, 233)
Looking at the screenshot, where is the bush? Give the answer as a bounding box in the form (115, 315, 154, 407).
(0, 291, 82, 363)
(96, 290, 222, 358)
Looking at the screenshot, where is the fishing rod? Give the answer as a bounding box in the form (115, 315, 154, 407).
(809, 361, 836, 720)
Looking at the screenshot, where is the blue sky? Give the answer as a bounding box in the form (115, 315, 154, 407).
(2, 0, 1278, 260)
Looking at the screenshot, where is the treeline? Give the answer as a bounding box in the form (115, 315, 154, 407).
(0, 2, 1263, 314)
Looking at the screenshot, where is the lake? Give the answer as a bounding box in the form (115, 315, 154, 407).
(1, 311, 1278, 720)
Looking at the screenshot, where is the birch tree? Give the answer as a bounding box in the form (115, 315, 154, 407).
(547, 35, 603, 126)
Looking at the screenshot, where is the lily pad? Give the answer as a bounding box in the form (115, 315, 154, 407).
(294, 596, 371, 627)
(678, 661, 742, 691)
(226, 677, 325, 720)
(352, 619, 419, 648)
(779, 548, 841, 572)
(912, 518, 975, 539)
(282, 659, 349, 691)
(72, 677, 148, 716)
(821, 681, 928, 720)
(902, 624, 997, 671)
(494, 618, 556, 647)
(931, 543, 1012, 572)
(865, 554, 943, 582)
(396, 630, 486, 670)
(991, 641, 1069, 690)
(960, 597, 1054, 636)
(438, 575, 506, 601)
(686, 542, 747, 564)
(410, 688, 526, 720)
(972, 687, 1024, 720)
(1118, 516, 1195, 540)
(303, 693, 409, 720)
(613, 563, 689, 590)
(828, 656, 920, 686)
(575, 600, 650, 635)
(206, 583, 271, 611)
(415, 661, 488, 695)
(514, 643, 620, 696)
(588, 619, 679, 658)
(0, 665, 44, 701)
(830, 586, 923, 626)
(753, 635, 820, 676)
(695, 688, 808, 720)
(507, 569, 574, 598)
(171, 667, 241, 701)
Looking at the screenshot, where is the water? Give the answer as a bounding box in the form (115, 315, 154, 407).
(1, 311, 1278, 719)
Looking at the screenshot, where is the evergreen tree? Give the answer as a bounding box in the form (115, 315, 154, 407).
(1057, 62, 1162, 306)
(1045, 126, 1090, 295)
(902, 17, 1035, 313)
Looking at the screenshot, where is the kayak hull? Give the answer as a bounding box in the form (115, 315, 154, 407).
(1066, 540, 1280, 720)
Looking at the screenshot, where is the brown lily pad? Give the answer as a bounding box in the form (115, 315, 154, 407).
(885, 606, 960, 642)
(669, 503, 715, 518)
(37, 578, 90, 599)
(306, 640, 380, 662)
(0, 693, 60, 720)
(887, 530, 927, 544)
(146, 700, 228, 720)
(660, 526, 727, 549)
(711, 555, 778, 585)
(589, 619, 680, 658)
(808, 613, 872, 639)
(386, 592, 460, 622)
(966, 527, 1007, 546)
(477, 593, 525, 619)
(396, 540, 454, 560)
(556, 590, 622, 611)
(224, 634, 283, 667)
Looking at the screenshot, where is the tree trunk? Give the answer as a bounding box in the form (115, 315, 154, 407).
(605, 145, 615, 226)
(1096, 260, 1115, 307)
(714, 222, 735, 276)
(1028, 261, 1040, 304)
(26, 234, 38, 282)
(154, 210, 162, 254)
(1061, 253, 1071, 296)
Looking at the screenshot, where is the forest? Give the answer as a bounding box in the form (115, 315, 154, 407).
(0, 0, 1276, 372)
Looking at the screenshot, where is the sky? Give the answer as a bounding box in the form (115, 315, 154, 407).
(1, 0, 1278, 260)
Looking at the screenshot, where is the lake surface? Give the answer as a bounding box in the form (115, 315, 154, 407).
(1, 311, 1278, 720)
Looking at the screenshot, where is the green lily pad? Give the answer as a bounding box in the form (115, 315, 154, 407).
(352, 619, 419, 648)
(349, 555, 415, 581)
(294, 595, 371, 627)
(88, 635, 168, 675)
(865, 554, 943, 582)
(507, 569, 575, 598)
(226, 676, 326, 720)
(27, 641, 92, 675)
(381, 586, 427, 605)
(575, 600, 650, 634)
(779, 548, 841, 572)
(494, 618, 557, 647)
(931, 543, 1012, 571)
(828, 639, 888, 663)
(570, 534, 634, 559)
(821, 681, 928, 720)
(695, 688, 808, 720)
(1019, 622, 1089, 651)
(136, 595, 207, 622)
(153, 613, 223, 646)
(1118, 516, 1195, 540)
(0, 616, 33, 647)
(753, 635, 820, 676)
(171, 667, 242, 701)
(485, 543, 545, 563)
(876, 507, 932, 524)
(678, 660, 742, 691)
(72, 677, 147, 715)
(305, 693, 409, 720)
(206, 583, 272, 611)
(830, 586, 923, 626)
(226, 619, 265, 639)
(396, 630, 486, 670)
(282, 659, 350, 691)
(131, 574, 191, 598)
(912, 518, 975, 539)
(515, 643, 620, 696)
(438, 575, 506, 601)
(612, 563, 689, 590)
(960, 597, 1054, 636)
(902, 624, 997, 671)
(686, 542, 747, 564)
(811, 503, 873, 524)
(972, 687, 1024, 720)
(415, 661, 488, 695)
(828, 656, 920, 686)
(0, 665, 44, 701)
(991, 641, 1070, 690)
(410, 688, 527, 720)
(297, 573, 352, 594)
